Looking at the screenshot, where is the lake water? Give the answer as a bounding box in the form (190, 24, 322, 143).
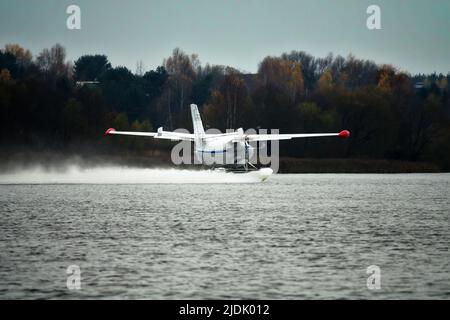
(0, 168, 449, 299)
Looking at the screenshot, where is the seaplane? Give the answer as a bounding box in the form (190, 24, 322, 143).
(105, 104, 350, 181)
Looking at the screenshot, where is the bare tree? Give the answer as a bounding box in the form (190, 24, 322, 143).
(163, 48, 196, 114)
(36, 44, 68, 78)
(135, 60, 145, 76)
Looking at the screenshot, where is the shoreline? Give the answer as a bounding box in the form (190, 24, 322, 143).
(0, 151, 444, 174)
(278, 157, 441, 173)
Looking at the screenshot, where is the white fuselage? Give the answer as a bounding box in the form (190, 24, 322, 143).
(194, 133, 254, 163)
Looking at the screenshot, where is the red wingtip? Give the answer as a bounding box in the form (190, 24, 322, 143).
(105, 128, 116, 136)
(338, 130, 350, 139)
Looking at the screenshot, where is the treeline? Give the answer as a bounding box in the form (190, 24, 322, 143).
(0, 44, 449, 169)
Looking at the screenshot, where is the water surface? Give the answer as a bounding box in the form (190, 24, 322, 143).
(0, 172, 449, 299)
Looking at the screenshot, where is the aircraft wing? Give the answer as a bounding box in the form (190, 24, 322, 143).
(105, 128, 195, 141)
(243, 130, 350, 142)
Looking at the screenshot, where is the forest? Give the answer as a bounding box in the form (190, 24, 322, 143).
(0, 44, 449, 171)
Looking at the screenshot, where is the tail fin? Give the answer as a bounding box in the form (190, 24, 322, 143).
(190, 104, 205, 136)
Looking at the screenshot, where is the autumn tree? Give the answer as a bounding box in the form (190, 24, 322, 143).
(258, 56, 304, 103)
(281, 51, 316, 96)
(377, 64, 397, 92)
(0, 69, 12, 84)
(317, 70, 333, 91)
(4, 44, 32, 67)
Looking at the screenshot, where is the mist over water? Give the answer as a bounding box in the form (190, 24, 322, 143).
(0, 165, 264, 184)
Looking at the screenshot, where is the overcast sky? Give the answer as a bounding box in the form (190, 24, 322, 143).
(1, 0, 449, 75)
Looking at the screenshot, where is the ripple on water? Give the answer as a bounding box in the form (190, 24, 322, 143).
(0, 173, 449, 299)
